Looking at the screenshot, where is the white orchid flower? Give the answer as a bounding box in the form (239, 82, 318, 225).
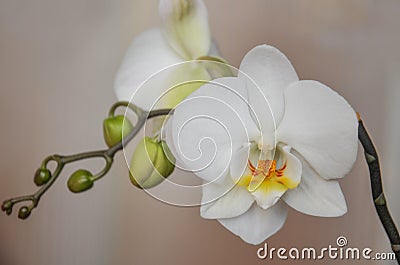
(114, 0, 220, 110)
(166, 45, 358, 245)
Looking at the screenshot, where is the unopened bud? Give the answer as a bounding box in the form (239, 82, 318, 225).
(67, 169, 94, 193)
(34, 168, 51, 186)
(18, 206, 31, 220)
(129, 137, 175, 189)
(2, 200, 12, 215)
(103, 115, 134, 147)
(159, 0, 211, 60)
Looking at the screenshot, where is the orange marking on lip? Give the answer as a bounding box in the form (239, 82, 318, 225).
(239, 158, 298, 194)
(247, 159, 286, 179)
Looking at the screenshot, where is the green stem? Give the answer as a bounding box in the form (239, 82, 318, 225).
(1, 103, 173, 219)
(108, 101, 143, 118)
(358, 117, 400, 263)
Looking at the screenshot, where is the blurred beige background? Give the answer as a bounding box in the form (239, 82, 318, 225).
(1, 0, 399, 264)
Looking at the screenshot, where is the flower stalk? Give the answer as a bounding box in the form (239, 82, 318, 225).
(1, 101, 173, 220)
(357, 114, 400, 263)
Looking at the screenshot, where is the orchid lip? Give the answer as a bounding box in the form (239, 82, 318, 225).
(247, 159, 287, 192)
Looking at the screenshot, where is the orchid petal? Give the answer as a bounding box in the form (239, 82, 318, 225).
(283, 151, 347, 217)
(152, 61, 211, 109)
(166, 77, 261, 183)
(277, 80, 358, 180)
(229, 145, 251, 183)
(277, 145, 302, 189)
(218, 201, 288, 245)
(159, 0, 211, 60)
(201, 178, 254, 219)
(114, 29, 182, 110)
(238, 45, 299, 128)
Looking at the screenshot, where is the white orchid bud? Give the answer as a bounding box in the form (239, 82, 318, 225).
(159, 0, 211, 60)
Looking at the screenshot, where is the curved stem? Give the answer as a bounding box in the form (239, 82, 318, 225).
(108, 101, 143, 117)
(106, 108, 173, 157)
(358, 116, 400, 263)
(1, 104, 173, 219)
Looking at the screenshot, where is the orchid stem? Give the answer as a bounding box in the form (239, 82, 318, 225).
(358, 116, 400, 263)
(1, 102, 173, 220)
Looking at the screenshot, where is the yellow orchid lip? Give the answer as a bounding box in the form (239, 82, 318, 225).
(237, 158, 299, 195)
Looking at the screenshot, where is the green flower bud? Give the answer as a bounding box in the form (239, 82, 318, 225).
(2, 200, 12, 215)
(103, 115, 134, 147)
(129, 137, 175, 189)
(67, 169, 94, 193)
(18, 206, 31, 219)
(34, 168, 51, 186)
(6, 209, 12, 215)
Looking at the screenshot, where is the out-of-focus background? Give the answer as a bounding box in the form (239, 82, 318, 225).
(0, 0, 399, 264)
